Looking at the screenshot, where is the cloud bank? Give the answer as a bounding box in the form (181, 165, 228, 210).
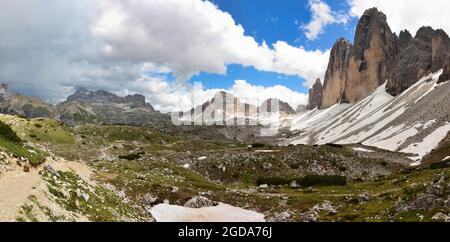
(0, 0, 329, 112)
(348, 0, 450, 35)
(303, 0, 350, 40)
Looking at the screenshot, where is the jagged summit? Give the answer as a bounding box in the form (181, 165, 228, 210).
(307, 78, 323, 110)
(398, 30, 413, 50)
(66, 88, 153, 111)
(56, 88, 165, 126)
(308, 7, 450, 109)
(387, 26, 450, 95)
(258, 98, 297, 114)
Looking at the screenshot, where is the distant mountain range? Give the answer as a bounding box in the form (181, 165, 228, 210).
(0, 86, 298, 129)
(175, 91, 298, 126)
(0, 87, 169, 128)
(0, 7, 449, 165)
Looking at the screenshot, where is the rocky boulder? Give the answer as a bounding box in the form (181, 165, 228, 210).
(409, 194, 444, 210)
(183, 196, 217, 208)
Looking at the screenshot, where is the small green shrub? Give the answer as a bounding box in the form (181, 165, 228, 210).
(34, 123, 43, 128)
(256, 175, 347, 187)
(0, 121, 22, 143)
(429, 161, 450, 170)
(251, 143, 266, 148)
(118, 152, 143, 160)
(295, 175, 347, 187)
(256, 177, 291, 186)
(325, 143, 343, 148)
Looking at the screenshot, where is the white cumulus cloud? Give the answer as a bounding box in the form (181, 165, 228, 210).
(303, 0, 350, 40)
(123, 77, 308, 113)
(348, 0, 450, 35)
(0, 0, 328, 111)
(92, 0, 329, 84)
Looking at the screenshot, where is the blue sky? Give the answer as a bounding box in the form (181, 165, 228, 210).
(3, 0, 450, 112)
(189, 0, 358, 94)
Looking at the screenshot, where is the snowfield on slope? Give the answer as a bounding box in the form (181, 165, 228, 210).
(150, 203, 266, 222)
(288, 70, 449, 164)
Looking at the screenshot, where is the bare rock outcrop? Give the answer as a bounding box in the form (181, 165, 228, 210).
(398, 30, 412, 51)
(438, 56, 450, 83)
(346, 8, 398, 103)
(259, 98, 297, 114)
(387, 27, 450, 95)
(321, 38, 352, 108)
(56, 88, 167, 127)
(319, 8, 450, 107)
(307, 78, 323, 110)
(321, 8, 398, 108)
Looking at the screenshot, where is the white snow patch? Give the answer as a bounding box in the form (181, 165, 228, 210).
(287, 71, 450, 162)
(442, 156, 450, 162)
(409, 160, 421, 167)
(254, 150, 281, 153)
(150, 203, 266, 222)
(401, 122, 450, 160)
(364, 121, 434, 152)
(198, 156, 207, 161)
(352, 147, 374, 153)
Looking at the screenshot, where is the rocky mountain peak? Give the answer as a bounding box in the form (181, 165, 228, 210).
(307, 78, 323, 110)
(415, 26, 435, 40)
(65, 88, 155, 112)
(387, 26, 450, 95)
(318, 7, 450, 108)
(398, 30, 413, 50)
(320, 7, 397, 109)
(0, 83, 9, 94)
(67, 88, 121, 103)
(296, 104, 307, 113)
(438, 56, 450, 83)
(353, 7, 392, 55)
(259, 98, 296, 114)
(124, 94, 147, 105)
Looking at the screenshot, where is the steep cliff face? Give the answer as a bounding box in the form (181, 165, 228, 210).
(431, 29, 450, 72)
(320, 8, 398, 108)
(387, 27, 450, 95)
(316, 7, 450, 108)
(307, 79, 323, 110)
(398, 30, 412, 51)
(387, 27, 434, 96)
(346, 8, 398, 103)
(438, 56, 450, 83)
(259, 98, 297, 114)
(320, 39, 352, 108)
(66, 88, 155, 111)
(57, 88, 162, 126)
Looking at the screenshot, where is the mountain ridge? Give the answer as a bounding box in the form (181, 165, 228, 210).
(292, 70, 450, 163)
(309, 8, 450, 110)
